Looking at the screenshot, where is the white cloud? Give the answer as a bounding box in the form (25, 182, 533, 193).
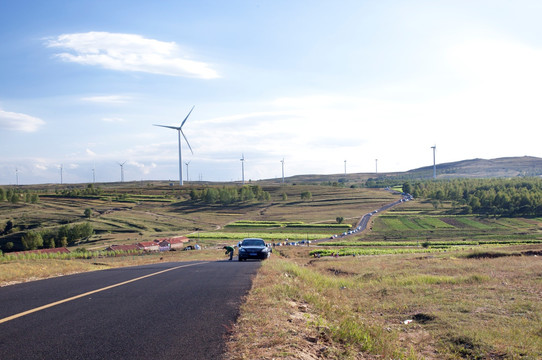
(129, 160, 156, 175)
(86, 148, 96, 156)
(0, 108, 45, 132)
(46, 32, 220, 79)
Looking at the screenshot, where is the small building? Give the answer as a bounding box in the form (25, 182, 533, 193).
(105, 244, 140, 252)
(158, 240, 170, 252)
(137, 241, 160, 252)
(166, 236, 190, 250)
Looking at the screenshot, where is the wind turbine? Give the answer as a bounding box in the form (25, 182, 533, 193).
(15, 167, 19, 186)
(431, 145, 436, 179)
(280, 158, 285, 184)
(118, 161, 126, 182)
(375, 159, 378, 174)
(60, 164, 63, 184)
(240, 154, 245, 185)
(344, 160, 347, 176)
(154, 106, 194, 186)
(184, 160, 191, 183)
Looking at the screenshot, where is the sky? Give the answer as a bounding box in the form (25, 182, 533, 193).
(1, 0, 541, 185)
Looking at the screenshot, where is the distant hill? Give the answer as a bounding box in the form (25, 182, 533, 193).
(267, 156, 542, 184)
(407, 156, 542, 179)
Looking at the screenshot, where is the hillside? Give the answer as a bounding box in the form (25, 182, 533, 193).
(269, 156, 542, 184)
(407, 155, 542, 179)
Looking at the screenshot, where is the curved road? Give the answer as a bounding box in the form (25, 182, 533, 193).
(0, 260, 260, 360)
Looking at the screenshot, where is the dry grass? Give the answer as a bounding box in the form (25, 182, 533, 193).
(226, 247, 542, 359)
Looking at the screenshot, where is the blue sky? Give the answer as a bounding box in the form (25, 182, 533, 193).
(1, 0, 541, 185)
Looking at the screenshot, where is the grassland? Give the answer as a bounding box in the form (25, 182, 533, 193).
(1, 182, 542, 358)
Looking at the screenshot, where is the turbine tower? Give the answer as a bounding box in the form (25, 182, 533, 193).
(184, 160, 191, 182)
(375, 159, 378, 174)
(153, 106, 195, 186)
(15, 167, 19, 186)
(431, 145, 436, 179)
(60, 164, 63, 184)
(118, 161, 126, 182)
(344, 160, 347, 176)
(240, 154, 245, 185)
(280, 158, 285, 184)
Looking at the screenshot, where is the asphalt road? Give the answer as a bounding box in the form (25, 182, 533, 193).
(0, 260, 260, 360)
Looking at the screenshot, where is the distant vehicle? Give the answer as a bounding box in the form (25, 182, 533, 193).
(238, 238, 271, 261)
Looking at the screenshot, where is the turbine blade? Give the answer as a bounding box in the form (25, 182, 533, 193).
(154, 124, 180, 130)
(181, 129, 194, 154)
(180, 105, 195, 128)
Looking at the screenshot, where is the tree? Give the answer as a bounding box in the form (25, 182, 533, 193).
(239, 186, 255, 202)
(336, 216, 344, 224)
(402, 182, 412, 194)
(10, 193, 19, 204)
(84, 208, 92, 218)
(3, 220, 13, 234)
(21, 231, 43, 250)
(31, 193, 39, 204)
(281, 192, 288, 201)
(301, 191, 312, 200)
(204, 188, 220, 203)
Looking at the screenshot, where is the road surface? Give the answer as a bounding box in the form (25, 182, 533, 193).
(0, 260, 260, 360)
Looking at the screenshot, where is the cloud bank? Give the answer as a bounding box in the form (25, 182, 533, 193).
(0, 108, 45, 132)
(46, 32, 219, 79)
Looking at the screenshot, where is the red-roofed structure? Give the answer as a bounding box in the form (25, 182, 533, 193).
(105, 244, 140, 252)
(10, 247, 71, 256)
(137, 241, 160, 252)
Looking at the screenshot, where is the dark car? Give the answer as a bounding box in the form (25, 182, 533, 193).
(238, 238, 270, 261)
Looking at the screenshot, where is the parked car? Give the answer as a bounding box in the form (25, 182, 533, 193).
(238, 238, 271, 261)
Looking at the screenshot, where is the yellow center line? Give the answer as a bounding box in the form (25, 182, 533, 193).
(0, 262, 208, 325)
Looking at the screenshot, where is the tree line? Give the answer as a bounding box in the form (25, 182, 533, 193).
(19, 223, 94, 251)
(402, 178, 542, 217)
(0, 188, 39, 204)
(189, 185, 271, 205)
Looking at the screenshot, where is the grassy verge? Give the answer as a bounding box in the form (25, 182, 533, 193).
(226, 247, 542, 359)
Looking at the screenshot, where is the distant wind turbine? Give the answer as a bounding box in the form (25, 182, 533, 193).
(184, 160, 191, 182)
(240, 154, 245, 185)
(280, 158, 285, 184)
(431, 145, 436, 179)
(118, 161, 126, 182)
(344, 160, 347, 176)
(154, 106, 195, 186)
